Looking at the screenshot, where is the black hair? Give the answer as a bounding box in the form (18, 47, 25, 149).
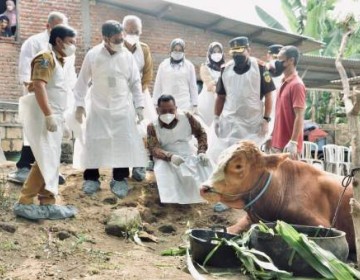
(0, 15, 10, 23)
(49, 25, 76, 46)
(157, 95, 176, 107)
(102, 20, 123, 37)
(282, 45, 300, 66)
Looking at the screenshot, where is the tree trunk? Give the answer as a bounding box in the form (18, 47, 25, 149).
(335, 28, 360, 265)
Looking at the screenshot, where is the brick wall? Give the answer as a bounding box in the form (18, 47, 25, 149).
(0, 0, 269, 155)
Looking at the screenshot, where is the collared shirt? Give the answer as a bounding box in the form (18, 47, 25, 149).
(125, 41, 154, 90)
(271, 72, 306, 152)
(30, 51, 64, 84)
(147, 112, 208, 161)
(216, 59, 275, 99)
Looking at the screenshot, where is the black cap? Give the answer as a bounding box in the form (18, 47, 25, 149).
(268, 44, 283, 57)
(229, 36, 249, 53)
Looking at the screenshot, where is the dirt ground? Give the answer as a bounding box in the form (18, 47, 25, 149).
(0, 162, 248, 280)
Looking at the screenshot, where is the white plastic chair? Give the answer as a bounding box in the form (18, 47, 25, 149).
(323, 144, 351, 175)
(337, 145, 351, 175)
(301, 141, 324, 170)
(323, 144, 339, 174)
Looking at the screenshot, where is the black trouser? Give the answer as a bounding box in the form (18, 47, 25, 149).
(16, 145, 35, 169)
(84, 168, 129, 181)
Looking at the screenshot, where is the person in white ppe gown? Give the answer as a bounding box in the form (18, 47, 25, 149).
(198, 42, 225, 127)
(14, 25, 78, 220)
(208, 36, 275, 163)
(152, 38, 199, 114)
(8, 11, 76, 185)
(123, 15, 156, 181)
(147, 95, 213, 204)
(73, 20, 147, 198)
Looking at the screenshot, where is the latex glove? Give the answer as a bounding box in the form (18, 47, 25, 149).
(263, 137, 272, 153)
(45, 115, 57, 132)
(259, 119, 269, 137)
(75, 106, 86, 124)
(214, 116, 220, 137)
(63, 124, 71, 140)
(198, 153, 209, 166)
(136, 107, 144, 123)
(191, 106, 199, 115)
(171, 154, 185, 166)
(207, 81, 216, 92)
(284, 140, 298, 160)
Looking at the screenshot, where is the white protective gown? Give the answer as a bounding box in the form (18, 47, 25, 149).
(152, 58, 198, 111)
(207, 57, 265, 163)
(153, 112, 213, 204)
(132, 42, 157, 124)
(18, 49, 68, 195)
(198, 65, 221, 127)
(72, 43, 147, 169)
(19, 30, 77, 145)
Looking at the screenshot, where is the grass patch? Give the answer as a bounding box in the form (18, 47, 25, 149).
(0, 240, 19, 251)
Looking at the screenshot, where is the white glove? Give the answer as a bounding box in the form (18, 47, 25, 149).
(284, 140, 298, 160)
(198, 153, 209, 166)
(259, 119, 269, 137)
(136, 107, 144, 123)
(191, 106, 199, 115)
(171, 154, 185, 166)
(75, 106, 86, 124)
(214, 116, 220, 137)
(45, 115, 57, 132)
(63, 124, 71, 140)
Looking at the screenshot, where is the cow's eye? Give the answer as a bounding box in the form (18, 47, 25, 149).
(236, 164, 242, 169)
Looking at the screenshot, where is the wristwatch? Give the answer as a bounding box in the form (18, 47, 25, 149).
(263, 116, 271, 123)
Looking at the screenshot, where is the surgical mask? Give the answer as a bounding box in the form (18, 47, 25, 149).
(7, 5, 14, 11)
(274, 60, 285, 75)
(126, 35, 140, 45)
(159, 113, 176, 124)
(63, 44, 76, 57)
(110, 42, 123, 52)
(171, 51, 184, 61)
(233, 55, 247, 67)
(211, 53, 223, 63)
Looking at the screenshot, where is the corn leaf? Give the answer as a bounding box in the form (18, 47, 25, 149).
(276, 221, 360, 280)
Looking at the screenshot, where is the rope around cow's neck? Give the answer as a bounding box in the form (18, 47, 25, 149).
(205, 172, 272, 209)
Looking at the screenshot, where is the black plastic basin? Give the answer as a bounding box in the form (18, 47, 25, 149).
(249, 223, 349, 277)
(190, 227, 241, 268)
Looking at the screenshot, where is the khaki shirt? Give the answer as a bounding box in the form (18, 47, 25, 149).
(28, 51, 64, 91)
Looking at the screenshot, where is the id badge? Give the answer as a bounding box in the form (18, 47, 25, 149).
(108, 77, 116, 88)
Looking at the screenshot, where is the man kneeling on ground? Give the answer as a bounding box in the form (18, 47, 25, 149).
(147, 94, 213, 204)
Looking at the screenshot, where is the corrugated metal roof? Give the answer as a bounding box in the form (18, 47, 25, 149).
(298, 55, 360, 90)
(99, 0, 324, 53)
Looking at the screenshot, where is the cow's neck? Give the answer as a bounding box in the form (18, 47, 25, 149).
(247, 171, 285, 222)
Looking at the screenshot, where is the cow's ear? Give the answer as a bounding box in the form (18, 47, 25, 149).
(263, 153, 289, 169)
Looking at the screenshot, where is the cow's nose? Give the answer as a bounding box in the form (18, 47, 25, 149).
(200, 185, 211, 194)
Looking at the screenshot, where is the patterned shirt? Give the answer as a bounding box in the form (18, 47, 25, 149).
(147, 112, 208, 161)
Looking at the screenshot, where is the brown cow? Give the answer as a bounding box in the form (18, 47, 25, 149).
(201, 140, 355, 251)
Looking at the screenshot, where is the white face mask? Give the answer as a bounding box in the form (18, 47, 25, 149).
(159, 113, 176, 125)
(211, 53, 223, 63)
(171, 51, 184, 61)
(63, 44, 76, 57)
(126, 35, 140, 46)
(110, 42, 123, 52)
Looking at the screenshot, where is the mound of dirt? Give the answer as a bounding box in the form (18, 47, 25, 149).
(0, 162, 246, 280)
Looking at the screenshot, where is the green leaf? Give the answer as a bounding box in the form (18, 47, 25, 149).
(255, 5, 287, 31)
